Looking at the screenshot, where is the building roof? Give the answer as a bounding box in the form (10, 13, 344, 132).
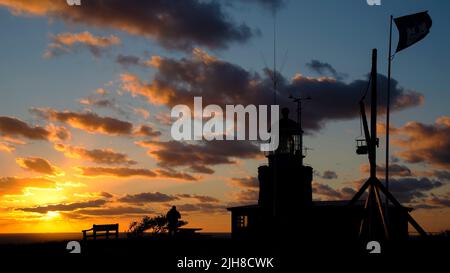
(227, 200, 413, 211)
(313, 200, 364, 206)
(312, 200, 413, 211)
(226, 204, 260, 211)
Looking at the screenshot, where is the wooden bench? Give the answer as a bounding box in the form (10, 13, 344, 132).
(82, 224, 119, 241)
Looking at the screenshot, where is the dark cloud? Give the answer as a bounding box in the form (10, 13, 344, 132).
(116, 54, 142, 68)
(31, 108, 133, 136)
(31, 108, 161, 139)
(76, 206, 154, 216)
(0, 116, 68, 141)
(431, 170, 450, 181)
(18, 199, 107, 214)
(16, 157, 62, 175)
(116, 54, 152, 68)
(289, 73, 423, 131)
(323, 175, 445, 205)
(412, 203, 440, 210)
(78, 166, 196, 181)
(100, 192, 114, 198)
(0, 0, 253, 51)
(189, 165, 215, 174)
(118, 192, 219, 205)
(78, 166, 156, 178)
(119, 192, 178, 204)
(360, 163, 412, 177)
(232, 189, 259, 203)
(154, 168, 197, 181)
(176, 194, 220, 203)
(384, 177, 443, 203)
(54, 143, 137, 165)
(135, 125, 162, 138)
(78, 91, 135, 118)
(317, 170, 338, 180)
(230, 176, 259, 189)
(137, 139, 260, 174)
(176, 203, 228, 213)
(306, 60, 347, 80)
(390, 117, 450, 169)
(120, 50, 423, 132)
(412, 193, 450, 210)
(426, 193, 450, 208)
(312, 182, 358, 200)
(232, 0, 285, 13)
(79, 97, 115, 108)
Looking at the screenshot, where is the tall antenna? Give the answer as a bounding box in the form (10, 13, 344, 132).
(272, 13, 277, 105)
(271, 12, 278, 218)
(289, 95, 311, 166)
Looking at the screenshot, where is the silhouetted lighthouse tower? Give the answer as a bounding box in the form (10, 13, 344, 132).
(259, 108, 313, 221)
(228, 107, 313, 238)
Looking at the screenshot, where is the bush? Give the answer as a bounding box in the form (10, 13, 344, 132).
(127, 215, 187, 238)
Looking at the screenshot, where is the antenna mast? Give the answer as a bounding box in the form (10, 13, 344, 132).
(273, 15, 277, 105)
(289, 95, 311, 166)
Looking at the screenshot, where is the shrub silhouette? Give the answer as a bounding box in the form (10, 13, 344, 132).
(127, 215, 187, 237)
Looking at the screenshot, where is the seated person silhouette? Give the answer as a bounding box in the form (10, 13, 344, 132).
(166, 206, 181, 236)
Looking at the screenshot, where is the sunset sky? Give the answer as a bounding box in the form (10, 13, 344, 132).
(0, 0, 449, 234)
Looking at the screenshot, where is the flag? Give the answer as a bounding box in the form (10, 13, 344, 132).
(394, 11, 432, 53)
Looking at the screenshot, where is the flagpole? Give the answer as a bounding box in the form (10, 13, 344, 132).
(385, 15, 393, 217)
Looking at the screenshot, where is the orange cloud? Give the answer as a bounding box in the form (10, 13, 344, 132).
(0, 0, 60, 15)
(44, 31, 121, 57)
(46, 124, 71, 142)
(0, 177, 56, 195)
(132, 107, 150, 119)
(0, 142, 15, 152)
(120, 73, 175, 105)
(391, 116, 450, 169)
(154, 112, 172, 126)
(16, 157, 64, 176)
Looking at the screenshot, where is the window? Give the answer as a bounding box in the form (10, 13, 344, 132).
(237, 215, 248, 228)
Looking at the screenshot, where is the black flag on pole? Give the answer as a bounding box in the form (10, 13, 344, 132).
(394, 11, 432, 53)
